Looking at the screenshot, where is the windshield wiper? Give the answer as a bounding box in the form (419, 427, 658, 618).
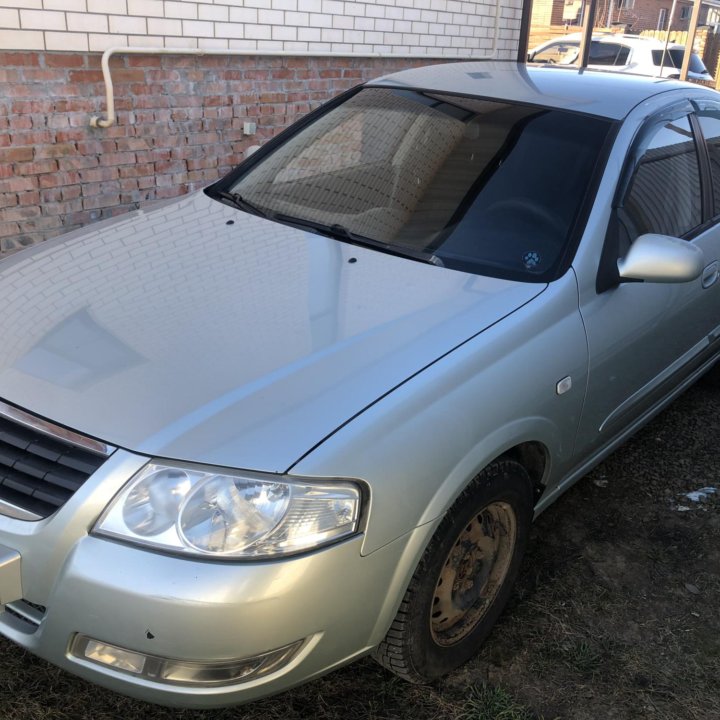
(273, 213, 444, 267)
(208, 193, 443, 266)
(211, 190, 271, 219)
(330, 223, 444, 266)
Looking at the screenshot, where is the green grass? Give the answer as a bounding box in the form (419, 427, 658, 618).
(457, 685, 545, 720)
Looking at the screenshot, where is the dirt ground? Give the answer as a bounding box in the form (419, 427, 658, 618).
(1, 367, 718, 720)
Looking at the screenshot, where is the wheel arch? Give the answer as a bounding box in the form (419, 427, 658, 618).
(414, 417, 558, 530)
(371, 454, 536, 680)
(497, 440, 549, 503)
(366, 432, 555, 649)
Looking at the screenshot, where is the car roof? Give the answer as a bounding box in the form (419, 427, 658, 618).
(536, 32, 682, 49)
(369, 61, 694, 120)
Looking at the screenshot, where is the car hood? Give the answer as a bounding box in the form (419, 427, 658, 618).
(0, 192, 545, 472)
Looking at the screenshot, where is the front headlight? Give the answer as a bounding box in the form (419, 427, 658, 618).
(94, 462, 362, 559)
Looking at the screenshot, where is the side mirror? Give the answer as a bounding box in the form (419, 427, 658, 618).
(618, 233, 704, 283)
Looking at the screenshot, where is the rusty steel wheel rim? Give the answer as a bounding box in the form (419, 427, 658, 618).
(430, 501, 517, 646)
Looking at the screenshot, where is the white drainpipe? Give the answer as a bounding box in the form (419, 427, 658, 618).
(90, 4, 501, 129)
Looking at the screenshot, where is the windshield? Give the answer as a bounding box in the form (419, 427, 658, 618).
(217, 88, 612, 281)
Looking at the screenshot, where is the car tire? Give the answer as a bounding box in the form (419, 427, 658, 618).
(373, 459, 533, 683)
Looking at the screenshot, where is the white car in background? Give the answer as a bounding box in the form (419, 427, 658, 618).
(528, 33, 713, 82)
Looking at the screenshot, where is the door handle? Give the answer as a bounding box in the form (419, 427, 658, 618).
(702, 262, 718, 289)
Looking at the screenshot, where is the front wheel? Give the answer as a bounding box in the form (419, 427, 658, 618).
(373, 459, 533, 682)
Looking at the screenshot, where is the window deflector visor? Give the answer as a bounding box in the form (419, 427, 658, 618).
(614, 101, 695, 210)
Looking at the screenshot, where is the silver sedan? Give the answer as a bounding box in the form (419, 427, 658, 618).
(0, 62, 719, 707)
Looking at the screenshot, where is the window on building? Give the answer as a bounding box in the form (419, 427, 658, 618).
(707, 8, 720, 24)
(680, 6, 692, 20)
(617, 0, 635, 9)
(657, 8, 668, 31)
(562, 0, 583, 23)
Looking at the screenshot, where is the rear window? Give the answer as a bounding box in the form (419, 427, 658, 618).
(652, 49, 707, 74)
(222, 88, 613, 281)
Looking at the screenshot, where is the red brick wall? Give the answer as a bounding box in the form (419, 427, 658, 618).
(533, 0, 705, 33)
(0, 52, 437, 257)
(605, 0, 704, 33)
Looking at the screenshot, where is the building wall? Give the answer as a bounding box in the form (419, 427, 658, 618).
(535, 0, 705, 33)
(0, 52, 431, 254)
(603, 0, 704, 33)
(0, 0, 521, 55)
(0, 1, 522, 256)
(0, 0, 518, 55)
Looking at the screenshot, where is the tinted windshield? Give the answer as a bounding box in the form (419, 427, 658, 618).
(221, 88, 612, 281)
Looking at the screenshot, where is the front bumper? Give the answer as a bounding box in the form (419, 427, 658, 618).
(0, 449, 434, 708)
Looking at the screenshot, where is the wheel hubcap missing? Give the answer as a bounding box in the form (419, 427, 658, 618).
(430, 502, 516, 646)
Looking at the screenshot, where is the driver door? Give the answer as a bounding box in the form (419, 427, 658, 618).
(575, 106, 720, 456)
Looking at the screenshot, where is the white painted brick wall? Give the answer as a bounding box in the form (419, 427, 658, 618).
(0, 7, 19, 27)
(0, 0, 521, 56)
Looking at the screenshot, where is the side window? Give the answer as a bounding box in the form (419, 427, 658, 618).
(620, 115, 702, 241)
(531, 42, 579, 65)
(696, 110, 720, 218)
(589, 42, 629, 66)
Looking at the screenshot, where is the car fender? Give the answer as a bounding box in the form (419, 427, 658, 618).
(413, 415, 559, 529)
(361, 417, 558, 647)
(291, 271, 588, 555)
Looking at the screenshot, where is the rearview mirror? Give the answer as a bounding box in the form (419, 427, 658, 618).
(617, 233, 704, 283)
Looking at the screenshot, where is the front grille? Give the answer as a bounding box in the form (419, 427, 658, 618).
(0, 411, 109, 519)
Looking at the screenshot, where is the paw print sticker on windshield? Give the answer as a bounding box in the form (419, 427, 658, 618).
(523, 251, 541, 270)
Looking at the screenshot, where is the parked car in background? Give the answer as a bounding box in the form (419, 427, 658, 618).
(528, 32, 713, 82)
(2, 62, 720, 708)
